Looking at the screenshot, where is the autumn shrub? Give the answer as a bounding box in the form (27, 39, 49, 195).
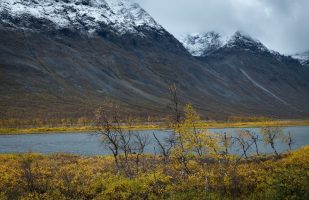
(0, 147, 308, 200)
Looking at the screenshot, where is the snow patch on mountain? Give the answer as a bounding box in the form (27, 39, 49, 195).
(292, 51, 309, 66)
(0, 0, 163, 35)
(178, 31, 224, 56)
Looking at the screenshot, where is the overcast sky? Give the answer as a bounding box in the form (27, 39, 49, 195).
(134, 0, 309, 54)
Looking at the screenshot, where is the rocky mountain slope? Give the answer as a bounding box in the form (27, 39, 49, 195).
(192, 31, 309, 116)
(1, 0, 309, 120)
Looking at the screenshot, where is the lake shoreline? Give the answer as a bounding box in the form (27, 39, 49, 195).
(1, 120, 309, 135)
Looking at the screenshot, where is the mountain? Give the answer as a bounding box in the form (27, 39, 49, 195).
(181, 31, 309, 117)
(181, 31, 302, 64)
(180, 31, 278, 56)
(0, 0, 163, 35)
(224, 31, 269, 52)
(1, 0, 309, 120)
(0, 0, 192, 119)
(293, 50, 309, 66)
(179, 31, 224, 56)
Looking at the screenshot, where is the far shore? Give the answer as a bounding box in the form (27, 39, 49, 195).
(1, 119, 309, 135)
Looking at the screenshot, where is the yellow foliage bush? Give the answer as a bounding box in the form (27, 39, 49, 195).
(0, 146, 308, 200)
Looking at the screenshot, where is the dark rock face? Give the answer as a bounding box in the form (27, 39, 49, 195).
(1, 1, 309, 119)
(198, 47, 309, 115)
(0, 26, 204, 119)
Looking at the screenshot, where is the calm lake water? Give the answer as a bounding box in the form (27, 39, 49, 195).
(0, 126, 308, 155)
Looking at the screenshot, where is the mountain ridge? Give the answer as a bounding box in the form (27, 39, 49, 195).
(0, 0, 164, 35)
(1, 0, 309, 120)
(180, 31, 285, 57)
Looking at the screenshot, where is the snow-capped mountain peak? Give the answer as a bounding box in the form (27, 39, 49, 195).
(179, 31, 224, 56)
(179, 31, 273, 57)
(225, 31, 269, 52)
(0, 0, 163, 35)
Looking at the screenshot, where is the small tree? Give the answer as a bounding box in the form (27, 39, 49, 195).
(235, 129, 260, 156)
(153, 132, 174, 164)
(96, 102, 151, 177)
(284, 131, 294, 151)
(233, 130, 254, 159)
(247, 131, 260, 156)
(221, 132, 232, 155)
(172, 104, 220, 176)
(95, 102, 121, 171)
(168, 83, 181, 124)
(260, 126, 284, 157)
(132, 132, 150, 173)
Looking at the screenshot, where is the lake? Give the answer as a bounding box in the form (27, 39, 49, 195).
(0, 126, 308, 156)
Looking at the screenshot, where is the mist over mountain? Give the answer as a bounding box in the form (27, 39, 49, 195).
(1, 0, 309, 120)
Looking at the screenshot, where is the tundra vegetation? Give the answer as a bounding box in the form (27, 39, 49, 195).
(0, 86, 308, 199)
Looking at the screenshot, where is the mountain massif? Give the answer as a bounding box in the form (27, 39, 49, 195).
(1, 0, 309, 120)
